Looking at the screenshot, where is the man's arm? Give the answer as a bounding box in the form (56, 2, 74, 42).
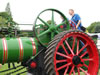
(76, 14, 81, 29)
(76, 20, 81, 29)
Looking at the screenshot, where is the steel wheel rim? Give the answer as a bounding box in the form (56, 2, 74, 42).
(54, 32, 99, 75)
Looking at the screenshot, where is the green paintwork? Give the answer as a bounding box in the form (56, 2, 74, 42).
(20, 37, 33, 62)
(6, 38, 20, 63)
(0, 37, 38, 64)
(33, 9, 70, 47)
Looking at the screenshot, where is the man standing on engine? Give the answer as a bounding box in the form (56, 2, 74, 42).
(69, 9, 83, 30)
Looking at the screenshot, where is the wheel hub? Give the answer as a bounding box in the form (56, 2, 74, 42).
(72, 55, 81, 65)
(50, 26, 56, 31)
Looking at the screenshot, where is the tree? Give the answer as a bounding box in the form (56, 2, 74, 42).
(0, 12, 18, 37)
(94, 24, 100, 33)
(0, 3, 19, 37)
(87, 22, 100, 33)
(0, 12, 17, 25)
(5, 3, 12, 16)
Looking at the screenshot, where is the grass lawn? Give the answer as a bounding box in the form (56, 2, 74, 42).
(0, 63, 26, 75)
(0, 63, 100, 75)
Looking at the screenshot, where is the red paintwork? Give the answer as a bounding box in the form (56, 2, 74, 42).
(30, 38, 37, 56)
(2, 38, 8, 64)
(60, 25, 64, 29)
(30, 62, 37, 68)
(69, 20, 76, 29)
(18, 38, 23, 62)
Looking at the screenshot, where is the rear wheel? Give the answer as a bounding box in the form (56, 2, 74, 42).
(44, 30, 99, 75)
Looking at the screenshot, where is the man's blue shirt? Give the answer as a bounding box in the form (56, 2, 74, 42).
(71, 14, 82, 30)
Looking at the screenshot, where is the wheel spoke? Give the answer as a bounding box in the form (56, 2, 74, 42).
(55, 30, 59, 34)
(56, 52, 72, 59)
(78, 43, 88, 55)
(56, 59, 67, 64)
(56, 20, 66, 28)
(65, 40, 74, 55)
(38, 29, 50, 37)
(51, 32, 54, 40)
(83, 63, 89, 69)
(72, 36, 76, 51)
(64, 66, 69, 75)
(77, 67, 80, 75)
(76, 39, 80, 55)
(51, 10, 55, 25)
(79, 67, 90, 75)
(82, 58, 93, 61)
(80, 51, 88, 58)
(35, 24, 43, 27)
(73, 69, 76, 75)
(57, 63, 71, 71)
(61, 44, 69, 55)
(69, 66, 75, 75)
(38, 17, 50, 27)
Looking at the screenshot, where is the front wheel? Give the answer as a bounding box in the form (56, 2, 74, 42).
(44, 30, 99, 75)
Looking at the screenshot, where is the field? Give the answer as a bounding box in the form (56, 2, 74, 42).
(0, 63, 26, 75)
(0, 63, 100, 75)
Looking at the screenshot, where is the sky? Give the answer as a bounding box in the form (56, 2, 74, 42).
(0, 0, 100, 30)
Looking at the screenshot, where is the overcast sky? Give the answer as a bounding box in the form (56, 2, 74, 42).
(0, 0, 100, 30)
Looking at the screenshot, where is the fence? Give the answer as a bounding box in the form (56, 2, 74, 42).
(88, 33, 100, 52)
(97, 38, 100, 52)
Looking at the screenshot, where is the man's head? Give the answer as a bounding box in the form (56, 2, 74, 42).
(69, 9, 74, 16)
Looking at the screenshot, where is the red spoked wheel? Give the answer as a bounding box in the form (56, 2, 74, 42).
(44, 30, 99, 75)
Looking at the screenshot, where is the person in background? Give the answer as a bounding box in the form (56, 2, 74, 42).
(0, 64, 2, 68)
(69, 9, 82, 30)
(60, 16, 67, 29)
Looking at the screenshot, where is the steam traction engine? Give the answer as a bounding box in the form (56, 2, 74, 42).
(0, 9, 99, 75)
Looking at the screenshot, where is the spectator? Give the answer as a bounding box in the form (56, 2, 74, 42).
(60, 16, 68, 29)
(0, 64, 2, 68)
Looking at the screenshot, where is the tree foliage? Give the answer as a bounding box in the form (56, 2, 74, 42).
(94, 24, 100, 33)
(87, 22, 100, 33)
(0, 12, 17, 25)
(0, 12, 18, 37)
